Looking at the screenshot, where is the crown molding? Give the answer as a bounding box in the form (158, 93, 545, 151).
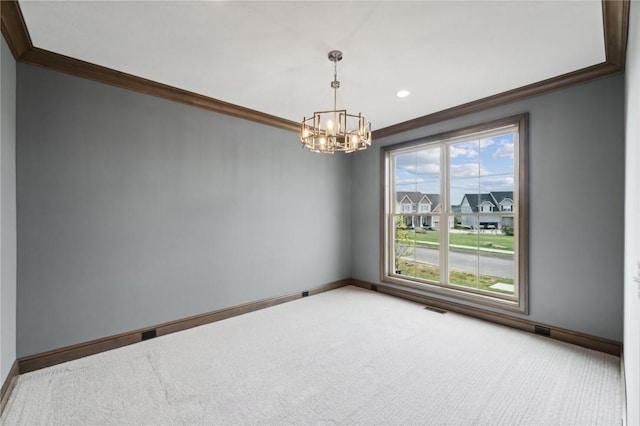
(20, 47, 300, 132)
(371, 62, 619, 140)
(1, 0, 630, 138)
(372, 0, 629, 140)
(602, 0, 629, 69)
(0, 0, 30, 58)
(0, 1, 299, 133)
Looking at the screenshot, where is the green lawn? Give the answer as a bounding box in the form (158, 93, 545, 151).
(405, 230, 514, 252)
(396, 260, 514, 295)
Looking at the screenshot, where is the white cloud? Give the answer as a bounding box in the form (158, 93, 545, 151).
(401, 163, 440, 174)
(396, 148, 441, 176)
(450, 145, 478, 159)
(450, 163, 490, 178)
(493, 142, 514, 160)
(481, 177, 514, 191)
(450, 181, 479, 191)
(479, 138, 495, 149)
(395, 178, 425, 185)
(416, 148, 440, 162)
(418, 163, 440, 174)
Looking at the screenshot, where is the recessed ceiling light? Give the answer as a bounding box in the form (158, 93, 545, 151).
(396, 90, 411, 98)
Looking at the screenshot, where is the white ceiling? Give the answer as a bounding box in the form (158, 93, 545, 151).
(18, 1, 606, 130)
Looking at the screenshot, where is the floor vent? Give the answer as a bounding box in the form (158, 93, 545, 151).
(424, 305, 447, 314)
(302, 291, 309, 297)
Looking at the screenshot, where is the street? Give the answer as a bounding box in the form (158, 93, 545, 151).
(405, 246, 514, 279)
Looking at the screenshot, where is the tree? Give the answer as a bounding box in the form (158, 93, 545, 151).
(394, 217, 414, 272)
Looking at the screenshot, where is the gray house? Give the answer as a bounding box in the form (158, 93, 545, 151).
(460, 192, 514, 230)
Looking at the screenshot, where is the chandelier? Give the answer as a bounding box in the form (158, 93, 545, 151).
(301, 50, 371, 153)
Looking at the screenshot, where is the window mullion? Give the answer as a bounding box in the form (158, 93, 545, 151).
(387, 153, 395, 277)
(441, 143, 448, 286)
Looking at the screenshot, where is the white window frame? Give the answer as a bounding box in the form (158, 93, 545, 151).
(381, 114, 529, 313)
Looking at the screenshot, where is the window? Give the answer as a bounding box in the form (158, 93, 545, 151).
(500, 199, 514, 212)
(382, 114, 528, 313)
(480, 202, 494, 213)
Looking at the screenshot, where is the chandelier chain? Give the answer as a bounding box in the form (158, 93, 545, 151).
(333, 58, 340, 110)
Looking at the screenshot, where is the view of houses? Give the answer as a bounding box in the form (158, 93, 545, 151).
(397, 190, 514, 230)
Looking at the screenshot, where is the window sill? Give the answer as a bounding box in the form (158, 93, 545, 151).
(381, 274, 528, 314)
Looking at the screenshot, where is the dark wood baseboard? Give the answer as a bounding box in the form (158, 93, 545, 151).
(11, 276, 621, 378)
(0, 360, 19, 416)
(350, 278, 622, 356)
(620, 352, 627, 425)
(18, 279, 349, 374)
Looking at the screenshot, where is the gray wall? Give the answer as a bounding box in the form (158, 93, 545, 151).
(12, 44, 626, 358)
(17, 63, 351, 357)
(1, 38, 17, 383)
(624, 1, 640, 423)
(351, 74, 624, 341)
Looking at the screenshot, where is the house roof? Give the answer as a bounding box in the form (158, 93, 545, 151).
(461, 192, 514, 212)
(425, 194, 441, 210)
(490, 191, 514, 204)
(396, 192, 424, 204)
(461, 194, 495, 213)
(396, 191, 440, 212)
(396, 192, 441, 210)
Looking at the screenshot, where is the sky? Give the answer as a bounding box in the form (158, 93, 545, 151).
(394, 131, 515, 208)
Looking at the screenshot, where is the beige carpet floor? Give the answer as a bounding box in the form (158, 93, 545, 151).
(1, 285, 622, 425)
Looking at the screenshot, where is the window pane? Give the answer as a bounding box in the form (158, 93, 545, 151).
(448, 227, 479, 290)
(480, 175, 515, 216)
(394, 151, 418, 185)
(479, 132, 515, 178)
(415, 146, 441, 183)
(450, 140, 481, 214)
(416, 181, 441, 215)
(450, 140, 480, 178)
(478, 220, 515, 295)
(395, 147, 441, 216)
(414, 223, 440, 283)
(480, 248, 515, 296)
(395, 184, 418, 214)
(451, 177, 479, 217)
(393, 216, 416, 277)
(415, 146, 440, 221)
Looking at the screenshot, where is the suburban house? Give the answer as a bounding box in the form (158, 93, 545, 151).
(396, 191, 444, 229)
(460, 191, 514, 230)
